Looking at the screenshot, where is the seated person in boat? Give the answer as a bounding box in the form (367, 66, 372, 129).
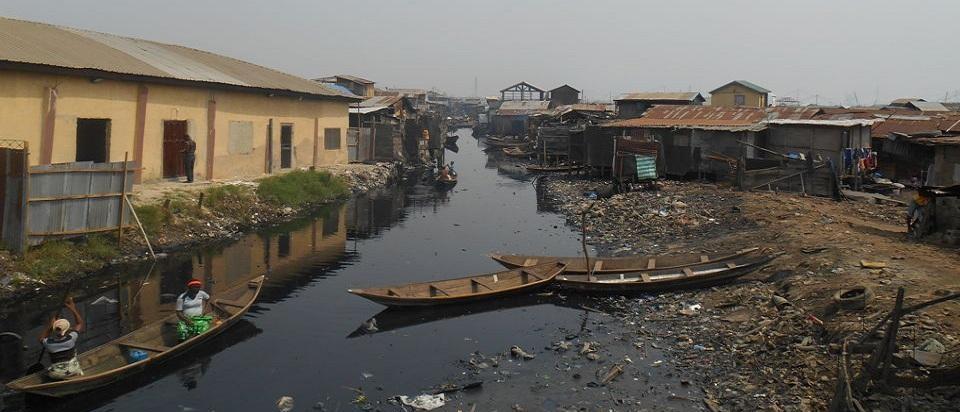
(40, 297, 85, 380)
(438, 165, 451, 180)
(176, 279, 212, 341)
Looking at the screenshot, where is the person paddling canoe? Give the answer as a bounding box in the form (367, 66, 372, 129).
(176, 279, 211, 341)
(40, 297, 84, 380)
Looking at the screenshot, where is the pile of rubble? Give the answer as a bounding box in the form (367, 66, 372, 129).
(320, 162, 400, 194)
(542, 178, 753, 255)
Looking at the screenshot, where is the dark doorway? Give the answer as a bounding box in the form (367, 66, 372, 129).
(163, 120, 188, 178)
(280, 124, 293, 169)
(76, 119, 110, 163)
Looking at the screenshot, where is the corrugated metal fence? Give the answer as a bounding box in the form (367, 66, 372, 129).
(27, 161, 135, 245)
(0, 140, 136, 252)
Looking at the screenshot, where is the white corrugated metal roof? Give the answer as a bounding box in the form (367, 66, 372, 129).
(765, 119, 880, 127)
(0, 17, 355, 99)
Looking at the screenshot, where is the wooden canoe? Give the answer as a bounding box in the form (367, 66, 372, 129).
(489, 247, 760, 274)
(524, 164, 583, 172)
(347, 262, 566, 307)
(502, 147, 533, 157)
(434, 174, 458, 190)
(7, 276, 265, 398)
(484, 137, 531, 148)
(555, 253, 779, 293)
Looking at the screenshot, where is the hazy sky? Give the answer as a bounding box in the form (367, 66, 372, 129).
(2, 1, 958, 105)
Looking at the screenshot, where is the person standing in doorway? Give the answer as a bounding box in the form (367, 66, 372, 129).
(182, 134, 197, 183)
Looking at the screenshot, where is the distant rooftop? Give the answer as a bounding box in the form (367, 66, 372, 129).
(710, 80, 771, 94)
(615, 92, 704, 102)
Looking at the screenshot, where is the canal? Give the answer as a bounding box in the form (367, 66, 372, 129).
(1, 128, 617, 411)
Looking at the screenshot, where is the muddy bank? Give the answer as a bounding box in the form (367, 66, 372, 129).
(534, 176, 959, 411)
(0, 163, 401, 304)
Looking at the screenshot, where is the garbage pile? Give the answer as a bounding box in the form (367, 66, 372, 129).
(543, 178, 753, 255)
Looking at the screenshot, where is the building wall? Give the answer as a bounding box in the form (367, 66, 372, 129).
(711, 85, 767, 107)
(615, 102, 651, 119)
(929, 146, 960, 187)
(765, 124, 870, 164)
(549, 88, 579, 107)
(0, 70, 348, 182)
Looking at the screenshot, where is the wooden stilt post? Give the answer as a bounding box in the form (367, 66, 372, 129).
(117, 152, 129, 248)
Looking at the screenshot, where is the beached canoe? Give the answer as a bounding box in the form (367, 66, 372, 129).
(555, 253, 779, 293)
(7, 276, 265, 398)
(489, 247, 760, 274)
(347, 262, 566, 307)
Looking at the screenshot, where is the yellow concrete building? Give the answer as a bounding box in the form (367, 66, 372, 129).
(0, 17, 358, 183)
(709, 80, 770, 108)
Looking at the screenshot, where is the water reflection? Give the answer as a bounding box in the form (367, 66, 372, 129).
(0, 184, 425, 409)
(1, 128, 587, 412)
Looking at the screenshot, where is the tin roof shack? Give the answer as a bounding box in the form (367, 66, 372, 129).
(601, 106, 772, 179)
(348, 96, 416, 162)
(614, 92, 705, 119)
(0, 17, 357, 183)
(500, 81, 546, 101)
(536, 104, 613, 164)
(910, 138, 960, 238)
(578, 126, 660, 180)
(492, 100, 551, 137)
(548, 85, 580, 107)
(710, 80, 770, 107)
(316, 75, 376, 98)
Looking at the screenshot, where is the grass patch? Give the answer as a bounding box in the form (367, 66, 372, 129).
(256, 170, 349, 207)
(19, 236, 118, 280)
(134, 204, 166, 236)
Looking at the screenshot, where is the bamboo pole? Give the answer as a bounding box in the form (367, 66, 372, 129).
(123, 195, 156, 260)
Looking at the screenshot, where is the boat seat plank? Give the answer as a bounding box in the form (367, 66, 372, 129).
(387, 288, 402, 296)
(523, 258, 538, 266)
(520, 270, 542, 281)
(682, 267, 694, 277)
(471, 279, 494, 291)
(700, 255, 709, 263)
(430, 285, 451, 296)
(640, 273, 652, 282)
(593, 261, 603, 272)
(726, 262, 737, 269)
(647, 259, 656, 270)
(118, 341, 170, 353)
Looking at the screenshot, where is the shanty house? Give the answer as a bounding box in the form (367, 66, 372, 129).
(710, 80, 770, 108)
(548, 85, 580, 107)
(316, 75, 375, 98)
(492, 100, 550, 136)
(763, 119, 875, 166)
(0, 17, 357, 183)
(614, 92, 705, 119)
(348, 95, 416, 162)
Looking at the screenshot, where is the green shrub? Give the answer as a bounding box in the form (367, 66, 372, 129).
(256, 170, 349, 207)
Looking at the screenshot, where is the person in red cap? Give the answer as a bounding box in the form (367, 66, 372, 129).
(176, 279, 211, 341)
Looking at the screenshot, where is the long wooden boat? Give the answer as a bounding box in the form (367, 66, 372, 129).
(489, 247, 760, 274)
(7, 276, 266, 398)
(347, 262, 566, 307)
(524, 164, 584, 173)
(484, 137, 531, 148)
(555, 253, 779, 293)
(502, 147, 533, 157)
